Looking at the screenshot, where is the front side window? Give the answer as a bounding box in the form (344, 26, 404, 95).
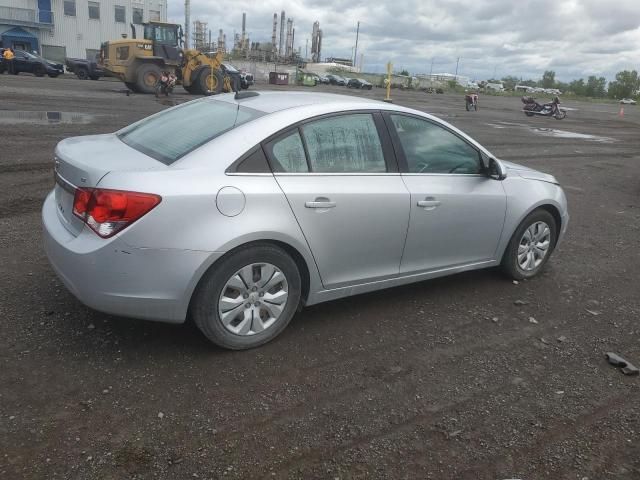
(114, 5, 126, 23)
(132, 7, 143, 24)
(63, 0, 76, 16)
(88, 1, 100, 20)
(118, 99, 264, 165)
(390, 115, 481, 174)
(301, 114, 386, 173)
(269, 131, 308, 173)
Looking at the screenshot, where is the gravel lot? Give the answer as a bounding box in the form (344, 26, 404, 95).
(1, 74, 639, 480)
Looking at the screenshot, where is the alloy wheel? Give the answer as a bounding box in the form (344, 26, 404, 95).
(517, 221, 551, 271)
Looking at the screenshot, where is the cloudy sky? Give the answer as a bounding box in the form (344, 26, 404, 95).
(169, 0, 640, 82)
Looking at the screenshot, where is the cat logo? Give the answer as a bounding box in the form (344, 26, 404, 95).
(137, 43, 153, 51)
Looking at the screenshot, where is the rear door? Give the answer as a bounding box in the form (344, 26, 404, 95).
(266, 112, 410, 289)
(385, 113, 507, 274)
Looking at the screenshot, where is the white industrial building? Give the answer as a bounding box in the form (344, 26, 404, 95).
(0, 0, 166, 63)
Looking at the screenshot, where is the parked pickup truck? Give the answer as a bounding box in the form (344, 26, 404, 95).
(65, 58, 105, 80)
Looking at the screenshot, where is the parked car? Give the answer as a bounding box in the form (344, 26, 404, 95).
(318, 75, 330, 85)
(43, 91, 569, 350)
(326, 74, 346, 86)
(347, 78, 373, 90)
(0, 50, 63, 77)
(65, 57, 104, 80)
(619, 98, 636, 105)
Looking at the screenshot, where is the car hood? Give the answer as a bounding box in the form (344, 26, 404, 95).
(500, 160, 560, 185)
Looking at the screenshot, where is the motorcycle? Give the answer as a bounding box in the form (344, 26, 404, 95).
(155, 71, 177, 97)
(522, 96, 566, 120)
(465, 93, 479, 111)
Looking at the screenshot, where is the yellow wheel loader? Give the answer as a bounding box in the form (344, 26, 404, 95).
(99, 22, 239, 95)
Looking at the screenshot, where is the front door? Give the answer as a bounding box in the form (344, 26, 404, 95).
(385, 113, 507, 273)
(265, 113, 410, 288)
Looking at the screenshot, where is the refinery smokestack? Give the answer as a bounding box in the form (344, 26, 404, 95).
(241, 12, 246, 41)
(272, 13, 278, 57)
(285, 18, 293, 59)
(279, 10, 285, 56)
(184, 0, 190, 49)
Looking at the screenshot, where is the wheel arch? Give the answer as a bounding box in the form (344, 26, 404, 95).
(184, 237, 317, 322)
(497, 201, 564, 263)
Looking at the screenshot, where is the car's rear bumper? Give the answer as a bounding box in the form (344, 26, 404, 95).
(42, 191, 218, 323)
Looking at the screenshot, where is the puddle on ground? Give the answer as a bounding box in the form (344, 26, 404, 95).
(487, 121, 615, 143)
(530, 127, 615, 143)
(0, 111, 96, 125)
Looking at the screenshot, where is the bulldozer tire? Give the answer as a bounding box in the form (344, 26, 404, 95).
(194, 66, 223, 95)
(124, 81, 138, 93)
(135, 63, 162, 94)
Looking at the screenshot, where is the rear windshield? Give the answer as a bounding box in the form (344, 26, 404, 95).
(117, 99, 264, 165)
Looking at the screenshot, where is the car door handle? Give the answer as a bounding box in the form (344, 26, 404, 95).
(417, 198, 441, 210)
(305, 200, 336, 209)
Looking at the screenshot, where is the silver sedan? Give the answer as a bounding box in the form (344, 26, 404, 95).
(43, 91, 569, 349)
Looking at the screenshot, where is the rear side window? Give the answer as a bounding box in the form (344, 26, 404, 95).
(118, 100, 263, 165)
(301, 114, 386, 173)
(268, 130, 309, 173)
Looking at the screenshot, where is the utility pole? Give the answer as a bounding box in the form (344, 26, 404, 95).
(305, 38, 308, 60)
(353, 21, 360, 68)
(430, 57, 434, 76)
(455, 57, 460, 77)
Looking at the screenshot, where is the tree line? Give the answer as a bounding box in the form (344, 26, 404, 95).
(490, 70, 639, 99)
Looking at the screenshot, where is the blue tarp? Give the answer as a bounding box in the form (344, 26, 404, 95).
(1, 27, 39, 51)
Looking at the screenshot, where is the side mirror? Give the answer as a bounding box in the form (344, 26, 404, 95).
(488, 157, 506, 180)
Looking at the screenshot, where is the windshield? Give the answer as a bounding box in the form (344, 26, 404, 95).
(144, 24, 178, 45)
(118, 99, 264, 165)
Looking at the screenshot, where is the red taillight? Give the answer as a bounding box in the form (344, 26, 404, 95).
(73, 188, 161, 238)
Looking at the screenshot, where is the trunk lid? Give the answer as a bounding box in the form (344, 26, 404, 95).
(53, 134, 166, 236)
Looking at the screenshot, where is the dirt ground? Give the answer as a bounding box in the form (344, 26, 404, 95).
(1, 74, 639, 480)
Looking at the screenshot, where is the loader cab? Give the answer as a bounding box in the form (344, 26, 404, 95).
(143, 22, 182, 65)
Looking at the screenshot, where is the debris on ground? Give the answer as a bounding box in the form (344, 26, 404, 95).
(529, 317, 538, 324)
(605, 352, 640, 376)
(557, 336, 567, 343)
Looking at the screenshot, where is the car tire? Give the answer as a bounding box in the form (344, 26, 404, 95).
(192, 244, 302, 350)
(501, 209, 557, 280)
(76, 68, 88, 80)
(48, 73, 58, 78)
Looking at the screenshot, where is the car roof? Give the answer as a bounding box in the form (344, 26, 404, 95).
(212, 91, 383, 114)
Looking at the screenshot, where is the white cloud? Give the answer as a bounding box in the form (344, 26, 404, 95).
(169, 0, 640, 81)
